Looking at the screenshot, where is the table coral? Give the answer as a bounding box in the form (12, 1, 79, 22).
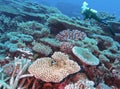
(28, 52, 81, 83)
(72, 46, 100, 66)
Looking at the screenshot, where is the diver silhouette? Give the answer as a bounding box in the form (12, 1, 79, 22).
(81, 2, 115, 36)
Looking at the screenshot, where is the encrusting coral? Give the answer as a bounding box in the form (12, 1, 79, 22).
(28, 52, 81, 83)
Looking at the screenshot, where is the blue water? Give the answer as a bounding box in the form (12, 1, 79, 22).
(32, 0, 120, 17)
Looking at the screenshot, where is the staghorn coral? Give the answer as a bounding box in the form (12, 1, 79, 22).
(0, 57, 33, 89)
(56, 29, 86, 41)
(28, 52, 81, 83)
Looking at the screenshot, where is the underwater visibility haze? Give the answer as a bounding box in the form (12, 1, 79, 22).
(35, 0, 120, 18)
(0, 0, 120, 89)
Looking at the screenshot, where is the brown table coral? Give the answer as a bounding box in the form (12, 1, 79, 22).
(28, 52, 81, 83)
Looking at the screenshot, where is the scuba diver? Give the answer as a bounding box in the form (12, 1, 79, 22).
(81, 1, 115, 36)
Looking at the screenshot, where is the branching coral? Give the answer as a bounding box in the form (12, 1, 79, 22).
(65, 79, 96, 89)
(0, 57, 33, 89)
(56, 29, 86, 41)
(60, 42, 74, 54)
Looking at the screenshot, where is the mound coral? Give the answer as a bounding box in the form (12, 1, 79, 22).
(32, 42, 53, 56)
(72, 46, 99, 66)
(28, 52, 81, 83)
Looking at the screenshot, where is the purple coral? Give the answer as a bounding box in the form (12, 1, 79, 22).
(60, 42, 74, 53)
(56, 29, 87, 41)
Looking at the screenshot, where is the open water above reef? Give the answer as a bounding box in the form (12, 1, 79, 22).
(34, 0, 120, 18)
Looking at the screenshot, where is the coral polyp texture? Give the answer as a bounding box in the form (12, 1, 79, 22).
(56, 29, 87, 41)
(28, 52, 81, 82)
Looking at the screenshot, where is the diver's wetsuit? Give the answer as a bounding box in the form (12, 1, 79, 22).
(83, 8, 115, 36)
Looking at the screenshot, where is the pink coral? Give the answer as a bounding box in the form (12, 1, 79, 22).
(56, 29, 86, 41)
(28, 52, 81, 83)
(65, 79, 95, 89)
(60, 42, 74, 53)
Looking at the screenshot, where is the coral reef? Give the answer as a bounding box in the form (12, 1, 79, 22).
(0, 0, 120, 89)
